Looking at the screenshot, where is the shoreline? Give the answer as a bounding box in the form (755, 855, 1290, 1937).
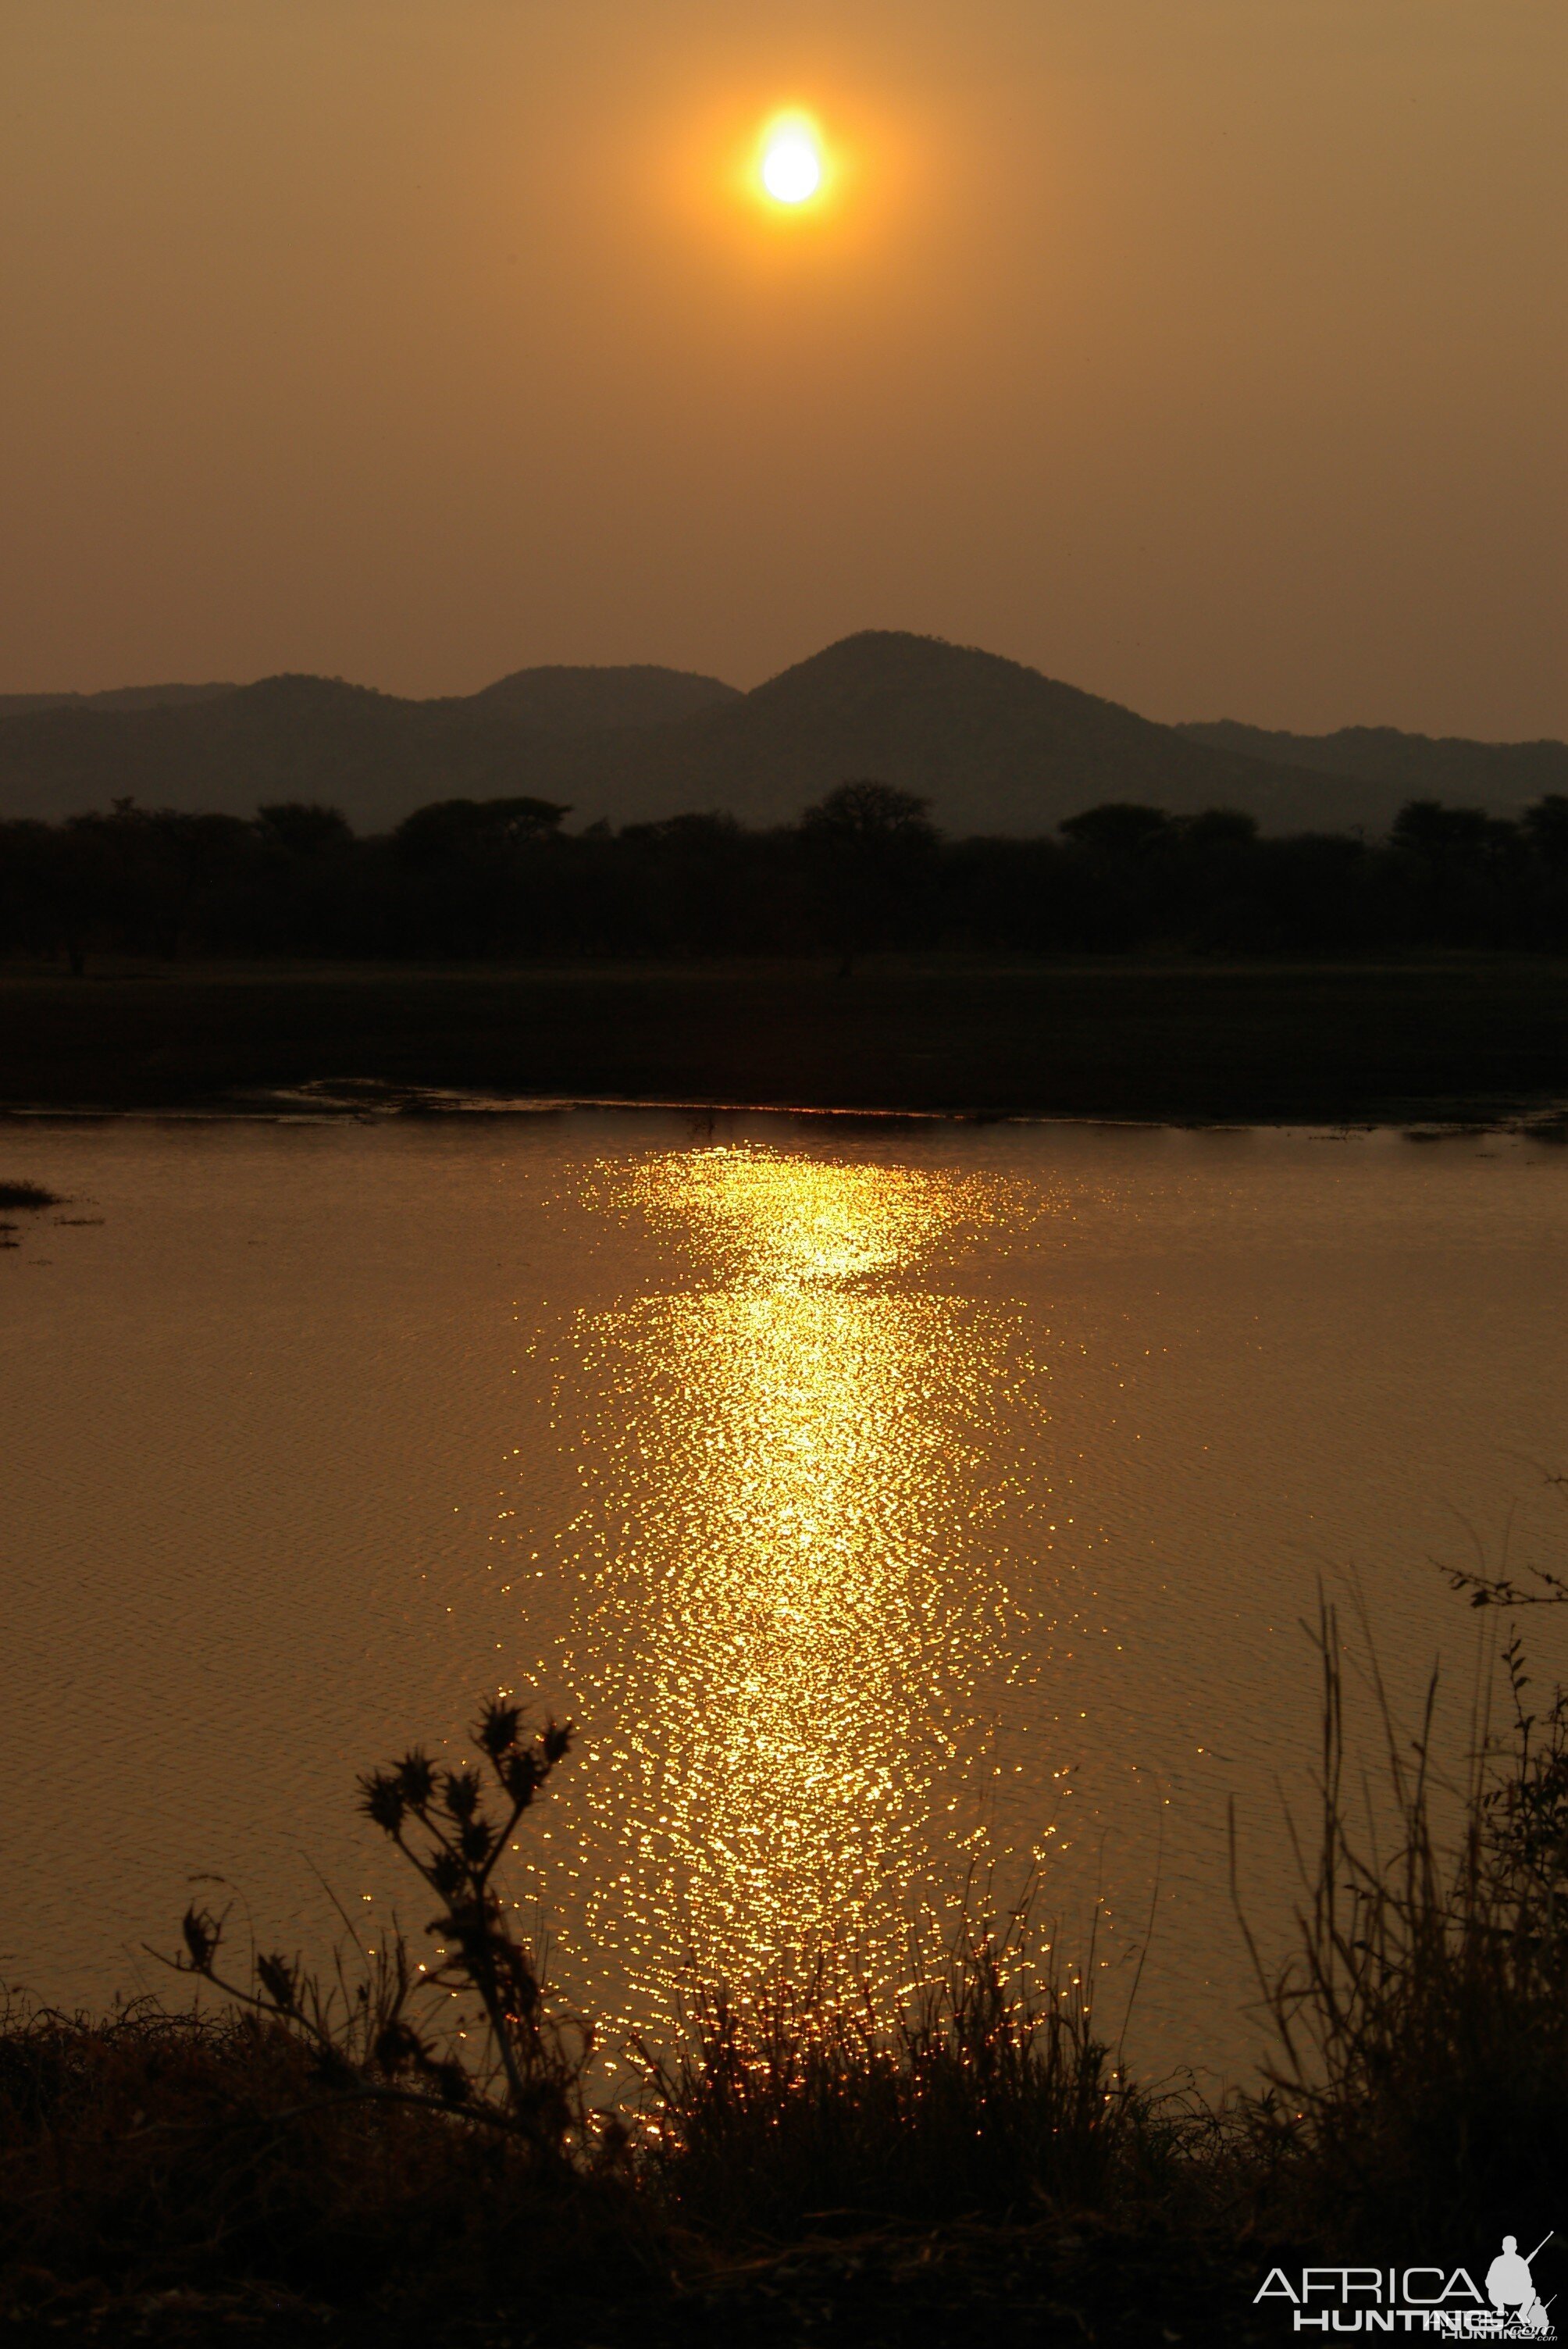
(3, 1086, 1567, 1137)
(2, 953, 1566, 1128)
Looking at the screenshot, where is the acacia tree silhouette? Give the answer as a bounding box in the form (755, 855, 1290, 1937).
(799, 779, 939, 978)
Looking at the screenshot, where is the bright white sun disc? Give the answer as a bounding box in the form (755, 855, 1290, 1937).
(761, 131, 821, 205)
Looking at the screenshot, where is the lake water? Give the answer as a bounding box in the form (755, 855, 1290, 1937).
(2, 1108, 1564, 2091)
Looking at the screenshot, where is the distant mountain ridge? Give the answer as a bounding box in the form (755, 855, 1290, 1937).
(458, 664, 739, 734)
(1177, 718, 1568, 805)
(0, 635, 1557, 836)
(0, 682, 237, 716)
(525, 634, 1397, 834)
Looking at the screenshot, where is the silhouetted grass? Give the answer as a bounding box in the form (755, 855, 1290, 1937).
(641, 1918, 1206, 2240)
(1235, 1602, 1568, 2250)
(0, 1998, 650, 2341)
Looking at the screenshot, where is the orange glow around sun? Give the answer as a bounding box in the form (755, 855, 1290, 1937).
(660, 87, 911, 262)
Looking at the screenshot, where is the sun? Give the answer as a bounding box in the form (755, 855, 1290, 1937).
(759, 113, 824, 207)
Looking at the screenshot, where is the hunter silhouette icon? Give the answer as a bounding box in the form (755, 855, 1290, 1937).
(1486, 2234, 1553, 2333)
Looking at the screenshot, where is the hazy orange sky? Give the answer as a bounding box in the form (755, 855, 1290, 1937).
(2, 2, 1563, 734)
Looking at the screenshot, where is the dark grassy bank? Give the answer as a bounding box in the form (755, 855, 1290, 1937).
(3, 954, 1567, 1122)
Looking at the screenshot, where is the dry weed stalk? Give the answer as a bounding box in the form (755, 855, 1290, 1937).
(159, 1696, 593, 2164)
(1232, 1593, 1568, 2235)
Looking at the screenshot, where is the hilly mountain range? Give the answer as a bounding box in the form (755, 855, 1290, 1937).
(1178, 718, 1567, 810)
(0, 633, 1558, 838)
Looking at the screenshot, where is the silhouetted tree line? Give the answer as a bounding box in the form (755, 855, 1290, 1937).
(2, 783, 1566, 968)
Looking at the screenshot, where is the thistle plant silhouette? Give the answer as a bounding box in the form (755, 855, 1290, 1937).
(162, 1696, 586, 2160)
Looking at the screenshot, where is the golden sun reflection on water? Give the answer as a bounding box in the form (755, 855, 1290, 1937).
(520, 1145, 1074, 2025)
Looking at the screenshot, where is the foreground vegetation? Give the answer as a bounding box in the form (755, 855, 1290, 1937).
(2, 1599, 1566, 2346)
